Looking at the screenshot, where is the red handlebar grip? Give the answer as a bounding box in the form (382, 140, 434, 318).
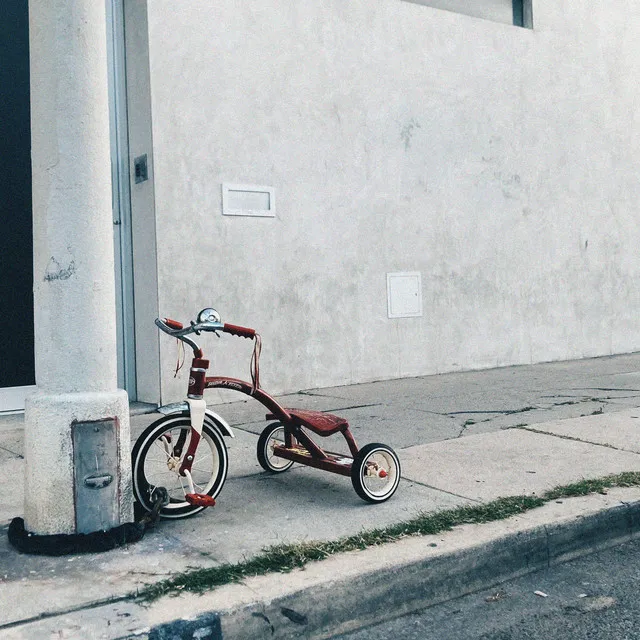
(223, 323, 256, 339)
(164, 318, 184, 330)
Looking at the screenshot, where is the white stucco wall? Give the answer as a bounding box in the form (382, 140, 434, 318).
(141, 0, 640, 403)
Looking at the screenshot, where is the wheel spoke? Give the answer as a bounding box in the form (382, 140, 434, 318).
(145, 455, 174, 464)
(190, 464, 213, 474)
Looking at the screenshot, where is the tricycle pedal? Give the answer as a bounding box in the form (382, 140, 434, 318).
(185, 493, 216, 507)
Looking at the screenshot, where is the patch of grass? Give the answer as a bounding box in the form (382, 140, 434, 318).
(136, 472, 640, 603)
(543, 472, 640, 500)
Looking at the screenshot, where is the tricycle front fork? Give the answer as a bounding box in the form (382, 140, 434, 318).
(177, 398, 206, 477)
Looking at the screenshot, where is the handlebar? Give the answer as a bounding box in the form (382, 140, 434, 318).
(163, 318, 184, 331)
(222, 323, 256, 339)
(156, 309, 261, 386)
(155, 313, 256, 342)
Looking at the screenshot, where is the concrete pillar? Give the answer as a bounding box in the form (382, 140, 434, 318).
(24, 0, 133, 535)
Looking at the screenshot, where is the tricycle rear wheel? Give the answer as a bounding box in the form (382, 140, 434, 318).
(351, 442, 401, 503)
(257, 422, 295, 473)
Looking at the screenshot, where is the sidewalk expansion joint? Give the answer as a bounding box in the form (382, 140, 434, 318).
(323, 403, 383, 412)
(575, 387, 640, 393)
(400, 475, 482, 503)
(513, 425, 640, 454)
(232, 424, 267, 432)
(0, 445, 22, 459)
(294, 391, 361, 401)
(0, 594, 133, 633)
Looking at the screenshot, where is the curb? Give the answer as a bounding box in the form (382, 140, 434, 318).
(212, 497, 640, 639)
(4, 491, 640, 640)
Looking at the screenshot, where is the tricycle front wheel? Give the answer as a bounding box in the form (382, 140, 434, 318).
(351, 442, 401, 503)
(131, 413, 228, 519)
(257, 422, 295, 473)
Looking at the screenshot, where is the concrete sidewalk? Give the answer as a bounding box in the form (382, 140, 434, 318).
(2, 353, 640, 639)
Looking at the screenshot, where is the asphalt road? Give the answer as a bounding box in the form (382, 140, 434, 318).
(333, 539, 640, 640)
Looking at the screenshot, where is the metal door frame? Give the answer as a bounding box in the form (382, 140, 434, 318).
(106, 0, 137, 399)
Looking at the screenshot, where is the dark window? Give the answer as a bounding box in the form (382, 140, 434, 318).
(0, 0, 35, 388)
(403, 0, 533, 29)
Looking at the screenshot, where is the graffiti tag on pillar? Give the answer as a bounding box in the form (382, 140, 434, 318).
(44, 257, 76, 281)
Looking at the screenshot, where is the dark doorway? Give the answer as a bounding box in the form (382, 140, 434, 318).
(0, 0, 34, 389)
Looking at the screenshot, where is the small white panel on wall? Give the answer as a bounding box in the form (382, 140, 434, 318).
(387, 272, 423, 318)
(222, 184, 275, 217)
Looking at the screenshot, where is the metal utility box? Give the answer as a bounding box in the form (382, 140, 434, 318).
(73, 419, 120, 534)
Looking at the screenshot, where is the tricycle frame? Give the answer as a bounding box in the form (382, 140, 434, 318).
(205, 375, 359, 476)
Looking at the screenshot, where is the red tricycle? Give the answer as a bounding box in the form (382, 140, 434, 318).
(132, 308, 401, 519)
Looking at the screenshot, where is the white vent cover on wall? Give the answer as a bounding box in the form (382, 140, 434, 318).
(387, 272, 423, 318)
(222, 184, 275, 217)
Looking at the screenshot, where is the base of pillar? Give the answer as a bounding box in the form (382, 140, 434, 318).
(24, 389, 134, 535)
(7, 517, 145, 555)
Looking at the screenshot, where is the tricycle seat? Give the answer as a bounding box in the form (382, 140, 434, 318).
(267, 408, 349, 436)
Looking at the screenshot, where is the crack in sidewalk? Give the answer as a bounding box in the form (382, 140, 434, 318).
(449, 406, 538, 417)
